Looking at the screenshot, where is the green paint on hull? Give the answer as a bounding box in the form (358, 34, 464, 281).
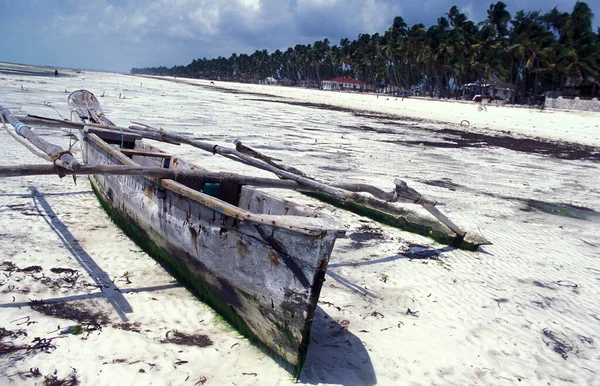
(90, 179, 309, 376)
(305, 192, 482, 251)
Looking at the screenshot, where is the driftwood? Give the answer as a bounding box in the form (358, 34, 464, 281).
(1, 106, 80, 171)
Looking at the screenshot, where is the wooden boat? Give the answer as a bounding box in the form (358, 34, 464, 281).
(17, 98, 490, 252)
(1, 88, 490, 373)
(68, 90, 346, 371)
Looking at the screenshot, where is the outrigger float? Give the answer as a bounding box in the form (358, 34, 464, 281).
(0, 90, 490, 373)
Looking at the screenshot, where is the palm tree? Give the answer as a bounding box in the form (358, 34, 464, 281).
(508, 11, 555, 102)
(129, 2, 598, 100)
(556, 2, 600, 95)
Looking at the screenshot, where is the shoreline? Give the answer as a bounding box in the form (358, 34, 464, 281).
(147, 75, 600, 147)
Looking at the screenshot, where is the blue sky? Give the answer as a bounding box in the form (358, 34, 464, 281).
(1, 0, 598, 73)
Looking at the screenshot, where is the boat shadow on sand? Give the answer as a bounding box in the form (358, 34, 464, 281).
(300, 306, 377, 385)
(326, 244, 492, 296)
(301, 243, 491, 384)
(19, 186, 133, 320)
(4, 187, 376, 383)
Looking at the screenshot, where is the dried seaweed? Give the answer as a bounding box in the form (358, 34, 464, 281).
(0, 327, 27, 340)
(30, 300, 110, 326)
(43, 368, 79, 386)
(112, 322, 143, 333)
(0, 337, 56, 356)
(50, 268, 79, 275)
(16, 367, 42, 380)
(542, 328, 574, 359)
(161, 330, 213, 347)
(348, 224, 385, 243)
(0, 261, 17, 272)
(18, 265, 43, 273)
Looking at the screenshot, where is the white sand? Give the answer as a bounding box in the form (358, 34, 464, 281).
(0, 65, 599, 385)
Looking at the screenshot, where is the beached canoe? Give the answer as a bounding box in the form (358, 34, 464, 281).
(22, 96, 490, 252)
(68, 90, 345, 371)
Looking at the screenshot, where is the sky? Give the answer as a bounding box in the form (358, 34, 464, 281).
(1, 0, 598, 73)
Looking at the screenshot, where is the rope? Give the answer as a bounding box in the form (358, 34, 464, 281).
(49, 150, 74, 179)
(67, 125, 78, 152)
(118, 125, 124, 148)
(386, 192, 398, 203)
(13, 122, 31, 135)
(50, 150, 73, 163)
(218, 172, 242, 205)
(39, 101, 66, 120)
(220, 172, 241, 185)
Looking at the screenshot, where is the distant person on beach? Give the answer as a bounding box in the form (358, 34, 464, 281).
(54, 68, 58, 77)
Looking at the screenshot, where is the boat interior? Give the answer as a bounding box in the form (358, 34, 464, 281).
(93, 132, 318, 219)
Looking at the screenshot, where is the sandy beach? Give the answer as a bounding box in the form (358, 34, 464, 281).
(1, 63, 599, 385)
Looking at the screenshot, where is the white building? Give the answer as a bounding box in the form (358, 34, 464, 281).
(321, 77, 371, 91)
(462, 79, 514, 101)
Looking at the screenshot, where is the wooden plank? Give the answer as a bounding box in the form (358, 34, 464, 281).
(120, 148, 171, 158)
(84, 127, 142, 142)
(86, 133, 137, 165)
(0, 163, 314, 192)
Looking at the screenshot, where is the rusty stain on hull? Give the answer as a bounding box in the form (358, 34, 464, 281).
(269, 249, 280, 266)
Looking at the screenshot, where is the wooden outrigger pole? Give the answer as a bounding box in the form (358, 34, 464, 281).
(0, 106, 80, 174)
(8, 110, 490, 250)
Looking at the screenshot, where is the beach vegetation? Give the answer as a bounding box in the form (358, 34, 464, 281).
(132, 2, 600, 103)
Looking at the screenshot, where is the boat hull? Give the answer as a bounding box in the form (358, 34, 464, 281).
(83, 136, 342, 369)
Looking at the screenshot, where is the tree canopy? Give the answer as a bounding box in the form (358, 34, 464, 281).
(132, 2, 600, 101)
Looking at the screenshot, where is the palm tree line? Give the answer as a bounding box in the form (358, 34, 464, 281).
(131, 2, 600, 102)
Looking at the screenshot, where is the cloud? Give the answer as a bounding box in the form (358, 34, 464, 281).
(1, 0, 598, 72)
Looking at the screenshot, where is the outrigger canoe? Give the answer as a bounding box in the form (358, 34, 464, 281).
(68, 90, 346, 370)
(0, 88, 490, 374)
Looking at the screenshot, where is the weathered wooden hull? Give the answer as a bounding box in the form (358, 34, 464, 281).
(79, 130, 344, 370)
